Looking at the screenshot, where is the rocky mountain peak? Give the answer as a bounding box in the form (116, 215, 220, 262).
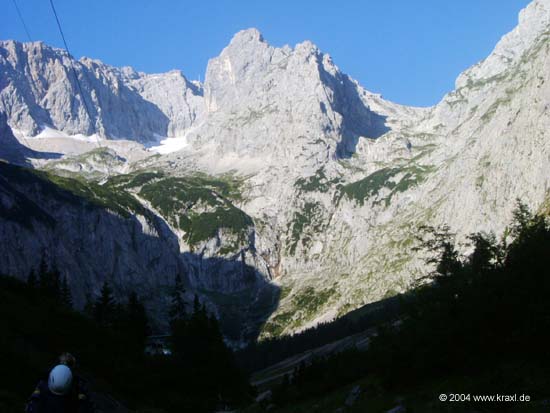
(228, 28, 265, 46)
(456, 0, 550, 89)
(194, 29, 389, 165)
(205, 28, 272, 95)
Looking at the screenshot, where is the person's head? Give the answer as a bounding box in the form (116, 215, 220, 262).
(58, 352, 76, 369)
(48, 365, 73, 395)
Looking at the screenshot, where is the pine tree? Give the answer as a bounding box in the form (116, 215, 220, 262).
(468, 232, 499, 274)
(37, 257, 62, 299)
(415, 225, 462, 281)
(436, 240, 461, 280)
(94, 280, 115, 326)
(37, 256, 49, 293)
(511, 199, 533, 237)
(60, 276, 73, 308)
(169, 273, 186, 324)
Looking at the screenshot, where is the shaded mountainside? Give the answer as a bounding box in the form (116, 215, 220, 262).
(0, 162, 279, 344)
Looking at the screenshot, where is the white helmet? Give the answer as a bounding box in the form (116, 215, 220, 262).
(48, 364, 73, 395)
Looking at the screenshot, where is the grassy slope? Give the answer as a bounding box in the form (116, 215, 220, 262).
(341, 164, 434, 207)
(0, 162, 148, 220)
(110, 170, 253, 252)
(1, 162, 254, 254)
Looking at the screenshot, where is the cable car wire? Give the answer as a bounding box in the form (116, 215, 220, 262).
(48, 0, 96, 136)
(11, 0, 33, 42)
(48, 0, 113, 181)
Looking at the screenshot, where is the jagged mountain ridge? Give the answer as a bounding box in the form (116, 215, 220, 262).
(1, 0, 549, 339)
(0, 39, 203, 141)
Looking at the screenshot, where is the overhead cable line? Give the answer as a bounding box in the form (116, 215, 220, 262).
(48, 0, 113, 181)
(9, 0, 35, 155)
(48, 0, 97, 136)
(11, 0, 33, 41)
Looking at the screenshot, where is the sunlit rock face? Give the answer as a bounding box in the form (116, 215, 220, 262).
(0, 0, 549, 341)
(0, 40, 204, 141)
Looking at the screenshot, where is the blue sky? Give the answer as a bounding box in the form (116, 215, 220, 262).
(3, 0, 530, 107)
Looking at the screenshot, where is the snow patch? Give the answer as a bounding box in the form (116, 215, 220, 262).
(149, 135, 189, 154)
(34, 126, 102, 143)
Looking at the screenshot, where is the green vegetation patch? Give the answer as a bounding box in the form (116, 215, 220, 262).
(139, 176, 252, 249)
(114, 170, 245, 201)
(286, 201, 324, 255)
(292, 286, 338, 319)
(262, 311, 295, 337)
(106, 170, 165, 189)
(0, 162, 145, 221)
(262, 286, 339, 338)
(539, 193, 550, 218)
(47, 174, 147, 218)
(295, 167, 342, 193)
(341, 164, 434, 207)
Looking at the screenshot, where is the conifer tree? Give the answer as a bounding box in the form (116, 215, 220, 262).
(415, 225, 462, 281)
(60, 276, 73, 308)
(169, 273, 186, 324)
(94, 280, 115, 326)
(37, 257, 62, 299)
(38, 256, 49, 293)
(468, 232, 499, 274)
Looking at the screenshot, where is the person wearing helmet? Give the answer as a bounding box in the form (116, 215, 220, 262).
(25, 353, 94, 413)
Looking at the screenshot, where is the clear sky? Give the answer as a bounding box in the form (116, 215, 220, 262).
(3, 0, 531, 107)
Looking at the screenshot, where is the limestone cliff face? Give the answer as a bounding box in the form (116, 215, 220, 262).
(0, 40, 203, 141)
(0, 160, 277, 344)
(0, 0, 549, 339)
(261, 0, 550, 334)
(197, 28, 398, 162)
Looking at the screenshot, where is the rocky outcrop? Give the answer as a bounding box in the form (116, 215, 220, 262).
(0, 41, 203, 141)
(194, 28, 398, 163)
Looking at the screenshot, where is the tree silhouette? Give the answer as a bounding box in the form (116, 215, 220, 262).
(468, 232, 499, 274)
(415, 225, 461, 281)
(94, 280, 115, 326)
(169, 273, 187, 325)
(60, 276, 72, 308)
(37, 257, 62, 299)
